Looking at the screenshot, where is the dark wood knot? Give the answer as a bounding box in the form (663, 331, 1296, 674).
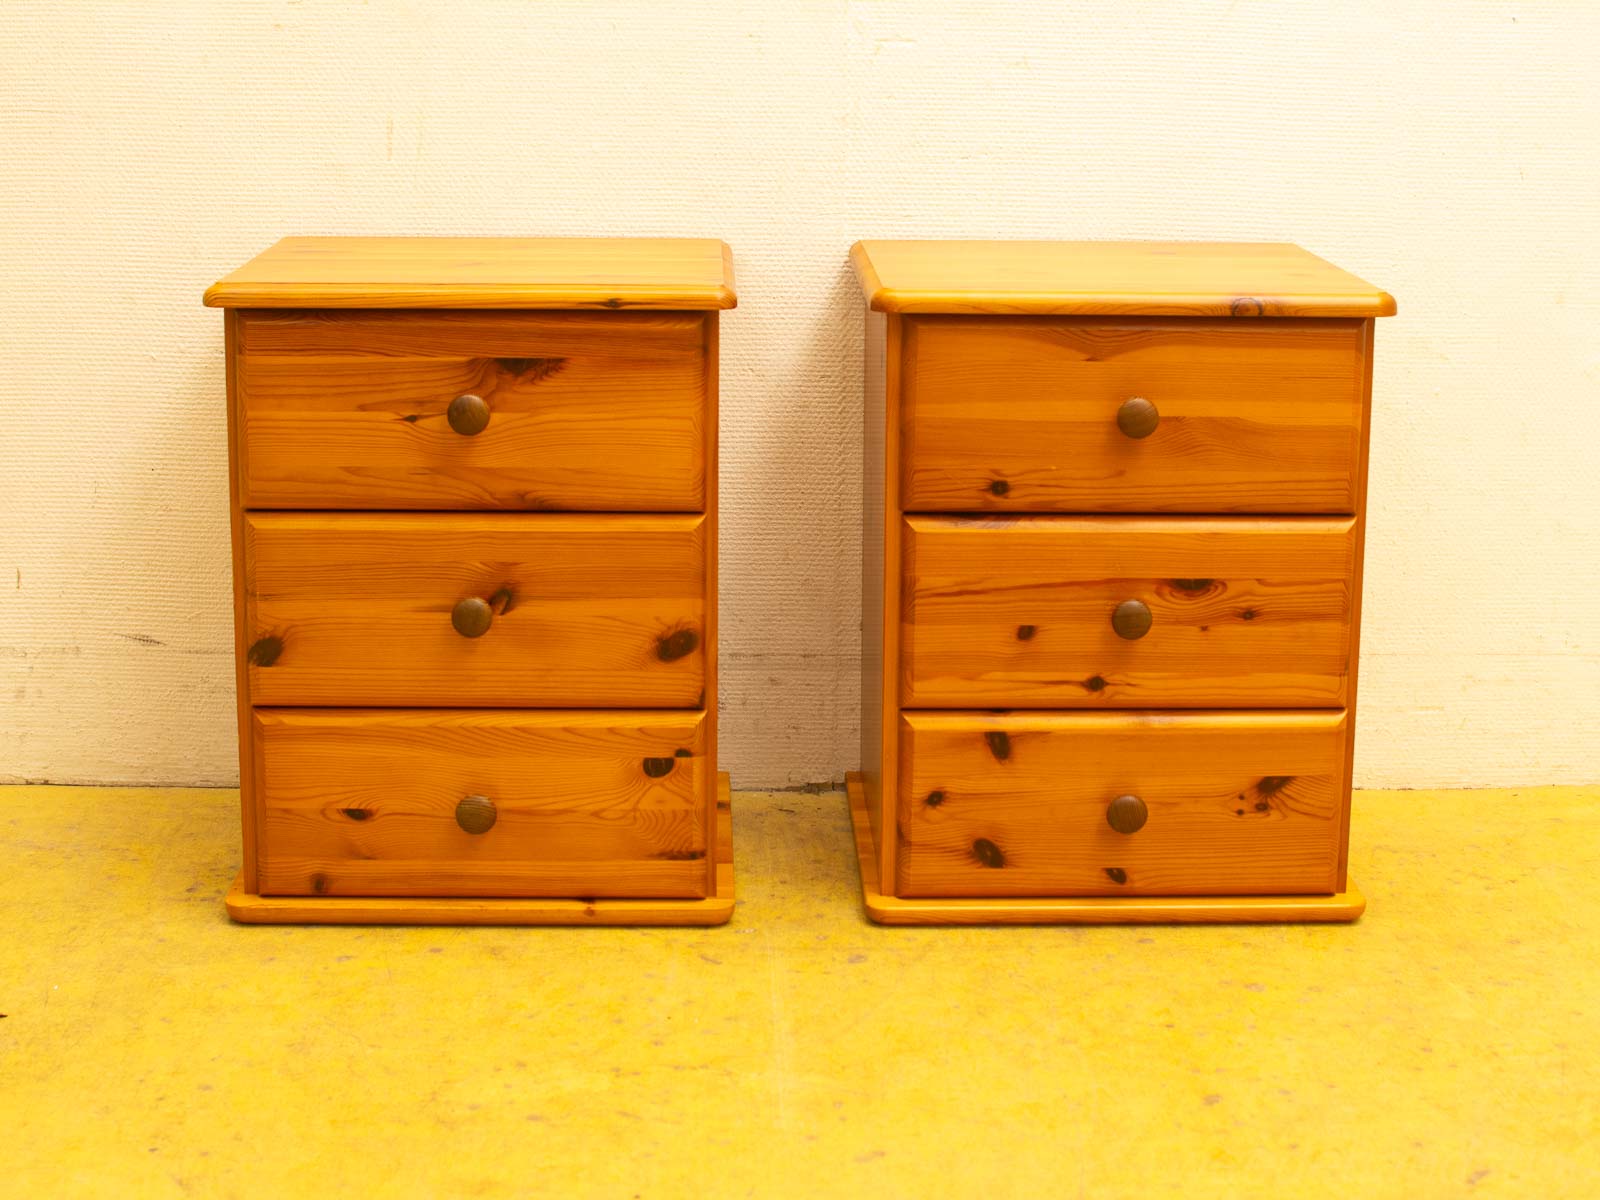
(656, 628, 699, 662)
(247, 635, 283, 667)
(973, 838, 1006, 869)
(495, 357, 567, 382)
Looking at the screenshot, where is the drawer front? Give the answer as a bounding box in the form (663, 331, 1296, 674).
(901, 316, 1365, 513)
(254, 709, 709, 898)
(237, 310, 708, 510)
(245, 513, 705, 707)
(902, 516, 1354, 708)
(897, 710, 1348, 898)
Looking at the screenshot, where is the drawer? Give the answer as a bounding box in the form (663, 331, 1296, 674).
(236, 309, 708, 510)
(896, 710, 1348, 897)
(253, 708, 709, 897)
(901, 515, 1354, 708)
(244, 513, 705, 707)
(900, 316, 1365, 513)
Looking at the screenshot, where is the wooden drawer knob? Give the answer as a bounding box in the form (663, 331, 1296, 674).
(455, 794, 497, 834)
(1111, 598, 1152, 640)
(451, 596, 494, 638)
(447, 393, 491, 436)
(1106, 793, 1148, 834)
(1116, 396, 1160, 439)
(451, 588, 514, 639)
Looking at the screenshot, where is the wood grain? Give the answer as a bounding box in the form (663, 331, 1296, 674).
(253, 709, 709, 898)
(893, 713, 1348, 898)
(902, 515, 1355, 708)
(849, 240, 1390, 921)
(700, 313, 720, 896)
(1338, 319, 1379, 886)
(236, 310, 707, 510)
(901, 317, 1366, 513)
(244, 513, 705, 707)
(231, 773, 734, 924)
(851, 240, 1395, 317)
(223, 310, 257, 891)
(860, 310, 903, 889)
(849, 772, 1364, 924)
(207, 237, 737, 309)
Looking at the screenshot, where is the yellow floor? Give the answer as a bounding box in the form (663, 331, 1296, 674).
(1, 786, 1596, 1198)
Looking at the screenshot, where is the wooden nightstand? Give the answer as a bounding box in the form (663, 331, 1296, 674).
(205, 237, 735, 925)
(849, 240, 1394, 924)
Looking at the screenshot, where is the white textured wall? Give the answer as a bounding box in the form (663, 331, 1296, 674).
(2, 1, 1597, 788)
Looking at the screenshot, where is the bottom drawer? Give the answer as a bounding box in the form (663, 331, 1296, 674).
(897, 710, 1348, 898)
(253, 708, 709, 898)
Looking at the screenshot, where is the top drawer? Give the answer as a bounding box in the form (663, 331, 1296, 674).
(235, 310, 709, 511)
(900, 317, 1367, 514)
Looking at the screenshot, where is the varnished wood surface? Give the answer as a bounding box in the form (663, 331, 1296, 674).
(850, 243, 1386, 921)
(253, 709, 708, 898)
(901, 515, 1355, 708)
(848, 773, 1363, 924)
(700, 314, 720, 896)
(223, 310, 258, 891)
(237, 310, 708, 510)
(207, 237, 737, 309)
(900, 317, 1365, 513)
(244, 513, 706, 707)
(214, 239, 730, 921)
(894, 712, 1347, 898)
(850, 240, 1396, 317)
(1339, 319, 1379, 885)
(860, 310, 903, 890)
(229, 773, 735, 924)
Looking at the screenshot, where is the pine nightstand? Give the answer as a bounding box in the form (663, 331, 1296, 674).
(206, 237, 735, 924)
(850, 240, 1394, 924)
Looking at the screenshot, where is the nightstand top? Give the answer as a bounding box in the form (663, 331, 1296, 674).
(205, 237, 737, 310)
(850, 240, 1394, 318)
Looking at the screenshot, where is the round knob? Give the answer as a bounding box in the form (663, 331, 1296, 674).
(1111, 599, 1152, 640)
(451, 596, 494, 638)
(1116, 396, 1160, 439)
(1106, 794, 1148, 834)
(446, 393, 491, 436)
(455, 794, 497, 834)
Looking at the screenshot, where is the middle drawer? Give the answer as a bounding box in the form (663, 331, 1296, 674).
(901, 515, 1355, 708)
(244, 513, 706, 707)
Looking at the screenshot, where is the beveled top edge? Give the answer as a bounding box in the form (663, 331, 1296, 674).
(205, 237, 738, 309)
(849, 240, 1395, 317)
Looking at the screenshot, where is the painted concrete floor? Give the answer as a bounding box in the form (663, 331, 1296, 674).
(1, 784, 1596, 1198)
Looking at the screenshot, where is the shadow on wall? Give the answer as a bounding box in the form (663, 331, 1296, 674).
(716, 256, 864, 789)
